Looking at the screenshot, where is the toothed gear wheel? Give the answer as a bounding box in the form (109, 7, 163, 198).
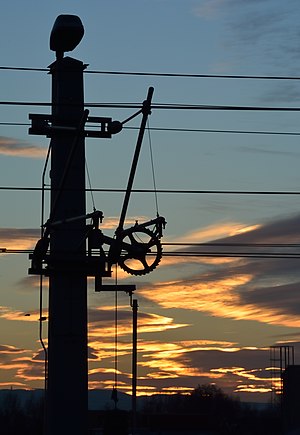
(118, 228, 162, 276)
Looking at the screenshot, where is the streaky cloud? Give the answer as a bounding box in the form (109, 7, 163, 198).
(0, 344, 27, 354)
(141, 213, 300, 327)
(0, 227, 39, 250)
(0, 137, 46, 158)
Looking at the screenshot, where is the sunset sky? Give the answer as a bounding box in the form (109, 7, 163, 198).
(1, 0, 300, 404)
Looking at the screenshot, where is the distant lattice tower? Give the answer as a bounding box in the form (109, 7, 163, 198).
(270, 345, 295, 404)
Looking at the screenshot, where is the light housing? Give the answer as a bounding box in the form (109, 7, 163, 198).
(50, 15, 84, 57)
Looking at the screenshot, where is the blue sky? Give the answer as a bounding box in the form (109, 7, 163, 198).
(1, 0, 300, 402)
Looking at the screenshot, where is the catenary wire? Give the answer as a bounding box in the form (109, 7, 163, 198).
(3, 242, 300, 251)
(162, 242, 300, 247)
(3, 65, 300, 80)
(84, 70, 300, 80)
(125, 126, 300, 136)
(2, 100, 300, 112)
(2, 248, 300, 259)
(2, 242, 300, 249)
(162, 252, 300, 259)
(1, 186, 300, 195)
(0, 66, 48, 72)
(3, 121, 300, 137)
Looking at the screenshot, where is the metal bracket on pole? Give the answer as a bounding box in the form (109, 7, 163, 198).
(29, 113, 122, 138)
(96, 284, 136, 293)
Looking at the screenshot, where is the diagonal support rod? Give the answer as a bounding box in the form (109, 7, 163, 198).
(116, 87, 154, 235)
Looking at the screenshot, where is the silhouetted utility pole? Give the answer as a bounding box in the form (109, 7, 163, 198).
(47, 56, 87, 435)
(29, 15, 88, 435)
(29, 14, 166, 435)
(47, 18, 87, 435)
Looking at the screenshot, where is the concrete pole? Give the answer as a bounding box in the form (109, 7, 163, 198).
(46, 56, 88, 435)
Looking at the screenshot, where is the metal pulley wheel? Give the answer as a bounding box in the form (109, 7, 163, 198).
(118, 227, 162, 275)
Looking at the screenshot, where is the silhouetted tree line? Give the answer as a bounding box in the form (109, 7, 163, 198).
(0, 390, 44, 435)
(0, 384, 283, 434)
(141, 384, 283, 435)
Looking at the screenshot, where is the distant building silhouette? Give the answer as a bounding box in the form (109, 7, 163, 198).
(282, 365, 300, 434)
(270, 345, 295, 403)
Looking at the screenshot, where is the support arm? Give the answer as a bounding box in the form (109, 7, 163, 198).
(116, 87, 154, 235)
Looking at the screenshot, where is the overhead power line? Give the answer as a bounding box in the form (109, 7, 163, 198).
(2, 248, 300, 259)
(127, 126, 300, 136)
(2, 242, 300, 251)
(1, 186, 300, 195)
(0, 66, 48, 72)
(162, 252, 300, 259)
(163, 242, 300, 247)
(85, 70, 300, 81)
(1, 100, 300, 112)
(151, 104, 300, 112)
(2, 65, 300, 81)
(2, 121, 300, 137)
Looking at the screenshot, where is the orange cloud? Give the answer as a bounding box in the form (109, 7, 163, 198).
(0, 345, 45, 387)
(99, 216, 149, 230)
(137, 339, 238, 382)
(211, 366, 270, 383)
(0, 137, 46, 158)
(140, 274, 251, 314)
(174, 222, 261, 244)
(0, 228, 39, 250)
(0, 344, 28, 355)
(0, 307, 44, 322)
(89, 308, 187, 340)
(235, 384, 272, 394)
(139, 274, 300, 328)
(161, 386, 194, 394)
(158, 221, 262, 271)
(0, 381, 27, 388)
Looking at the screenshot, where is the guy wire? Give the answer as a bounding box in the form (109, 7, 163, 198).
(85, 158, 96, 211)
(40, 142, 51, 390)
